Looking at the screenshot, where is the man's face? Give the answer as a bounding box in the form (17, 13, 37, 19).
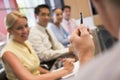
(37, 8, 50, 27)
(92, 0, 120, 38)
(63, 8, 71, 20)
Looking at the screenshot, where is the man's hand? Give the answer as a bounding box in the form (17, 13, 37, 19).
(70, 24, 95, 65)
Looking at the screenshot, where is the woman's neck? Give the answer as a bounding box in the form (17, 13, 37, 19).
(12, 39, 25, 45)
(54, 22, 60, 28)
(12, 39, 32, 54)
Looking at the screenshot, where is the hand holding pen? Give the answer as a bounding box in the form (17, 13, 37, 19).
(79, 12, 93, 38)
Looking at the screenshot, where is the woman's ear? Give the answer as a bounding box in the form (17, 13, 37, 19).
(7, 29, 12, 35)
(52, 14, 56, 23)
(51, 16, 54, 22)
(35, 14, 39, 22)
(34, 14, 37, 19)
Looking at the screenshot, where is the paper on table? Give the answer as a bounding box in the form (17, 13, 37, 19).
(62, 61, 79, 79)
(52, 61, 80, 79)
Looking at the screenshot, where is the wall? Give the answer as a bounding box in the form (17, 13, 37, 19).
(0, 0, 18, 36)
(64, 0, 103, 26)
(64, 0, 91, 19)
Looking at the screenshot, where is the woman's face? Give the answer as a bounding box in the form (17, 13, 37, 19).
(9, 18, 29, 43)
(53, 8, 63, 23)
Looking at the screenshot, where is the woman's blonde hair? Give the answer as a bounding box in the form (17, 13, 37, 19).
(5, 11, 27, 30)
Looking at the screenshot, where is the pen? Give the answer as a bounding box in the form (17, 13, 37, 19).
(80, 12, 83, 24)
(80, 12, 93, 38)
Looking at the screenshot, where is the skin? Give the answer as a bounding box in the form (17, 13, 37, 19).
(70, 25, 95, 65)
(3, 17, 74, 80)
(53, 8, 63, 27)
(36, 8, 50, 27)
(63, 8, 71, 21)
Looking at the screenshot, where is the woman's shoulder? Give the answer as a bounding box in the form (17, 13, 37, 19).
(0, 42, 13, 58)
(48, 23, 55, 28)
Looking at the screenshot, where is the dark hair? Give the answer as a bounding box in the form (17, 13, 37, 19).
(62, 5, 71, 11)
(34, 4, 50, 15)
(52, 8, 62, 12)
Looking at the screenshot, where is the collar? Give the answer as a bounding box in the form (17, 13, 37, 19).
(10, 39, 27, 48)
(35, 23, 47, 33)
(63, 19, 71, 23)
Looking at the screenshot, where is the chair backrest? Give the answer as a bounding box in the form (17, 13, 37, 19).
(0, 69, 8, 80)
(91, 25, 118, 56)
(91, 28, 102, 56)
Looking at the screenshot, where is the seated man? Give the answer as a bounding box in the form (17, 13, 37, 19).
(28, 5, 74, 70)
(61, 5, 77, 34)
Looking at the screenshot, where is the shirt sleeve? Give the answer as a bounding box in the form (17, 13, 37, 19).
(56, 36, 70, 47)
(28, 28, 69, 61)
(56, 27, 70, 47)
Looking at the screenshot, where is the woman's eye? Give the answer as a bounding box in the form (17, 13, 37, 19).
(25, 24, 28, 28)
(16, 26, 22, 30)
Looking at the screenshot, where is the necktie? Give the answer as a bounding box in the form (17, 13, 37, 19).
(67, 22, 72, 34)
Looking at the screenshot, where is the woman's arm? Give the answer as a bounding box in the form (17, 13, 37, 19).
(39, 67, 50, 74)
(2, 51, 74, 80)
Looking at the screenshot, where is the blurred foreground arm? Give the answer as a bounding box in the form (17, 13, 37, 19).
(70, 25, 95, 65)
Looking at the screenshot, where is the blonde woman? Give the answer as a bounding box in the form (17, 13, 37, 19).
(0, 11, 74, 80)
